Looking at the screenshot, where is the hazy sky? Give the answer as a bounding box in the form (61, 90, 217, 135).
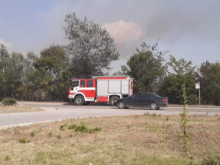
(0, 0, 219, 71)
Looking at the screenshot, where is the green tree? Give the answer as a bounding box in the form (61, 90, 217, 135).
(159, 56, 197, 104)
(64, 13, 119, 77)
(198, 61, 220, 105)
(25, 45, 71, 101)
(121, 42, 167, 93)
(0, 45, 28, 100)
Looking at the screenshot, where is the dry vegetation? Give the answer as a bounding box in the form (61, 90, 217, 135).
(0, 114, 219, 165)
(0, 105, 42, 113)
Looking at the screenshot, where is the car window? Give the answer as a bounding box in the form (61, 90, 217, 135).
(151, 94, 160, 98)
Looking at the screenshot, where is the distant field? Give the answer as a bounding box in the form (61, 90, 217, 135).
(0, 105, 42, 113)
(0, 114, 219, 165)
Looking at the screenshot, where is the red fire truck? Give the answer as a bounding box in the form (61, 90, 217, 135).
(68, 76, 133, 105)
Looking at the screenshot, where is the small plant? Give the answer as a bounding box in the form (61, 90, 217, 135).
(75, 124, 88, 133)
(60, 124, 66, 130)
(152, 113, 157, 117)
(1, 98, 17, 106)
(48, 131, 53, 137)
(179, 83, 190, 156)
(19, 138, 30, 143)
(68, 124, 76, 130)
(57, 135, 61, 139)
(144, 113, 149, 116)
(4, 155, 10, 161)
(165, 116, 169, 121)
(126, 125, 131, 129)
(30, 131, 35, 137)
(89, 127, 101, 133)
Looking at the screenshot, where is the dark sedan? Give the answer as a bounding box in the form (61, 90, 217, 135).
(116, 93, 168, 110)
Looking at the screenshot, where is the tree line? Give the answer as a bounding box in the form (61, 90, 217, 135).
(0, 13, 219, 105)
(120, 43, 220, 105)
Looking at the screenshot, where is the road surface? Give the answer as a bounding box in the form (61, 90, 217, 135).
(0, 102, 219, 129)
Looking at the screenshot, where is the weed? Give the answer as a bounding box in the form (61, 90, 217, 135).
(152, 113, 157, 117)
(89, 127, 101, 133)
(57, 135, 61, 139)
(4, 155, 10, 161)
(19, 138, 30, 143)
(1, 98, 17, 106)
(48, 131, 53, 137)
(126, 125, 131, 129)
(68, 124, 76, 130)
(179, 83, 190, 156)
(165, 117, 169, 121)
(144, 113, 149, 116)
(75, 124, 88, 133)
(30, 131, 35, 137)
(60, 125, 66, 131)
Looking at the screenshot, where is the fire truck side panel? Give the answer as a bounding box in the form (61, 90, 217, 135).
(109, 80, 121, 93)
(97, 80, 108, 96)
(121, 80, 129, 94)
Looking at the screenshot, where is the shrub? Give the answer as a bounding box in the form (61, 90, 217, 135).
(89, 127, 101, 133)
(30, 131, 35, 137)
(19, 138, 30, 143)
(68, 124, 76, 130)
(48, 132, 53, 137)
(59, 125, 66, 130)
(4, 155, 10, 161)
(1, 98, 17, 106)
(75, 124, 88, 133)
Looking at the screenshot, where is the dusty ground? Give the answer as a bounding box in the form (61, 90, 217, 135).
(0, 114, 219, 165)
(0, 105, 42, 113)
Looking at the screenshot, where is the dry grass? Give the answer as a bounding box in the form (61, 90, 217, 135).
(0, 114, 219, 165)
(0, 105, 42, 113)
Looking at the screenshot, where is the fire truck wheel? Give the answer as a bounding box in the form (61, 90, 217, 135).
(74, 95, 84, 105)
(110, 96, 119, 106)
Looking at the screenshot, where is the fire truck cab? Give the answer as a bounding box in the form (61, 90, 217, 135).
(68, 76, 133, 105)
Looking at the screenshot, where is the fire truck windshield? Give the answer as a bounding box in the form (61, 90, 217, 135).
(70, 80, 79, 90)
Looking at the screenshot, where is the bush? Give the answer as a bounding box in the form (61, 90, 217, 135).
(75, 124, 88, 133)
(30, 131, 35, 137)
(1, 98, 17, 106)
(19, 138, 30, 143)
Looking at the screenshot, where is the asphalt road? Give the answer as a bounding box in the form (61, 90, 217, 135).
(0, 102, 219, 129)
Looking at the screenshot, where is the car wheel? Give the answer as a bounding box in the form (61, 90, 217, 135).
(74, 96, 84, 105)
(150, 102, 158, 110)
(110, 96, 119, 106)
(118, 102, 126, 109)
